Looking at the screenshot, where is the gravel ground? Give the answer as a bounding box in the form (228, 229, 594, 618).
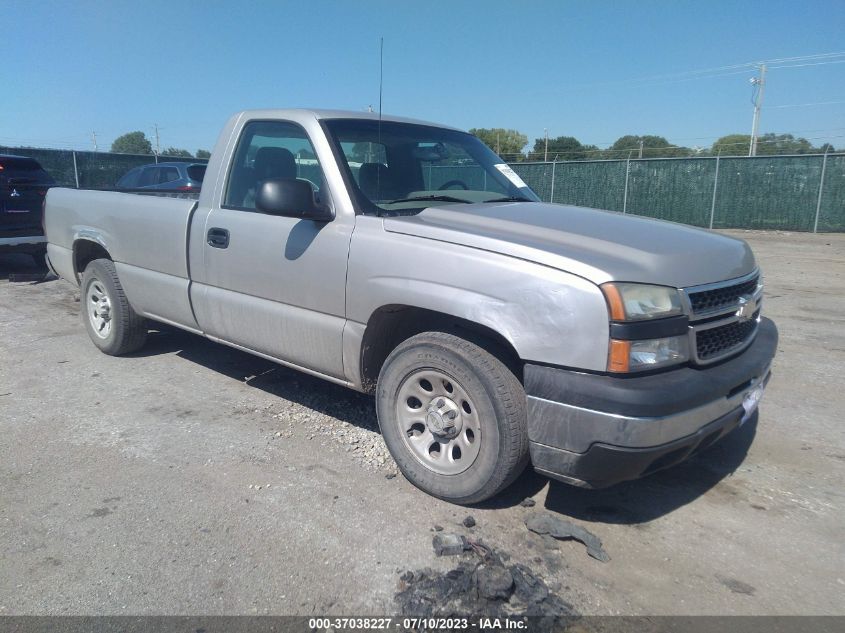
(1, 229, 843, 616)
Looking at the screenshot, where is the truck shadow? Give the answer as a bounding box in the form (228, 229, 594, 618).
(136, 325, 759, 524)
(0, 253, 48, 280)
(487, 413, 758, 524)
(135, 325, 380, 430)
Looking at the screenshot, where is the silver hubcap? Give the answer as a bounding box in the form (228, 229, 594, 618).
(396, 369, 482, 475)
(86, 280, 112, 339)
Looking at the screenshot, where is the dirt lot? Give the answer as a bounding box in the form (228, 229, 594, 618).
(1, 230, 843, 616)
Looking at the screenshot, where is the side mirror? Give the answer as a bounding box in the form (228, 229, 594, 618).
(255, 178, 334, 222)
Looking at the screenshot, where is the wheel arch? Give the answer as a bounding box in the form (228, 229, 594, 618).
(358, 304, 523, 394)
(73, 238, 113, 283)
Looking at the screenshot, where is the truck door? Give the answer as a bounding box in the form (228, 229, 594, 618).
(189, 119, 352, 379)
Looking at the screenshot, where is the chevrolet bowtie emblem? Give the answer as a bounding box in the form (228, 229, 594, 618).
(736, 295, 758, 322)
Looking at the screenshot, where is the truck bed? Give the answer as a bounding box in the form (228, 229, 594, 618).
(45, 187, 201, 330)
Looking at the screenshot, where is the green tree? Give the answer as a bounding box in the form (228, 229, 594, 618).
(195, 149, 212, 159)
(608, 135, 691, 159)
(756, 133, 814, 155)
(111, 131, 153, 155)
(711, 134, 751, 156)
(468, 128, 528, 160)
(711, 133, 819, 156)
(163, 147, 192, 157)
(531, 135, 597, 161)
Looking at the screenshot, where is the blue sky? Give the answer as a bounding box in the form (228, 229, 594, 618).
(4, 0, 845, 154)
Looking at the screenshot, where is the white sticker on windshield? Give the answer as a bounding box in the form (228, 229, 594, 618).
(494, 163, 529, 189)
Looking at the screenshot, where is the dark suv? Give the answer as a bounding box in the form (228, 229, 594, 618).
(115, 162, 206, 191)
(1, 155, 56, 263)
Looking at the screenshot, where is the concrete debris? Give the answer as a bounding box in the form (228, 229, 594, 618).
(396, 551, 576, 624)
(520, 498, 537, 508)
(432, 533, 471, 557)
(525, 513, 610, 563)
(475, 565, 514, 600)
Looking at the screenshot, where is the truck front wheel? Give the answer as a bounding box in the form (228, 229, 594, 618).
(376, 331, 528, 504)
(80, 258, 147, 355)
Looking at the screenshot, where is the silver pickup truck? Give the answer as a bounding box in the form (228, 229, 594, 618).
(44, 109, 777, 503)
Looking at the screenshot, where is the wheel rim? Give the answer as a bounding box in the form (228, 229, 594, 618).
(395, 368, 482, 475)
(86, 279, 112, 339)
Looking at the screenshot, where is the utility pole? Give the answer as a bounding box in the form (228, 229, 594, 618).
(638, 139, 644, 159)
(749, 63, 767, 157)
(544, 128, 549, 162)
(91, 131, 98, 152)
(153, 123, 161, 156)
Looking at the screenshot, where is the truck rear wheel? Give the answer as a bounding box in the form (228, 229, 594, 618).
(81, 258, 147, 355)
(376, 331, 528, 504)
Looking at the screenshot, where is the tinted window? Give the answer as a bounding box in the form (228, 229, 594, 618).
(224, 120, 325, 210)
(0, 157, 41, 171)
(138, 167, 159, 187)
(158, 166, 180, 184)
(186, 165, 206, 182)
(0, 157, 54, 184)
(116, 167, 142, 188)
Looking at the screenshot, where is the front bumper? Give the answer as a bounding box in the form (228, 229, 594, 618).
(526, 317, 778, 488)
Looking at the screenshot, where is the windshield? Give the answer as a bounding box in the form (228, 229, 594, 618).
(322, 119, 540, 215)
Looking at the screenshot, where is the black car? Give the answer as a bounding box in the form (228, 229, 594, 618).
(0, 155, 56, 263)
(115, 162, 206, 191)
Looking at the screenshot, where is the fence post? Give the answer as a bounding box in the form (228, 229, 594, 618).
(622, 153, 631, 213)
(549, 159, 557, 203)
(72, 151, 80, 188)
(709, 152, 721, 229)
(813, 149, 829, 234)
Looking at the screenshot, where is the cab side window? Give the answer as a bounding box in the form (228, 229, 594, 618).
(224, 120, 325, 210)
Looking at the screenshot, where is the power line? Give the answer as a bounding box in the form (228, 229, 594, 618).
(577, 51, 845, 90)
(771, 100, 845, 109)
(768, 59, 845, 70)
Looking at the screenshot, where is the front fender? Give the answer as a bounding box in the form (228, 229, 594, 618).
(346, 218, 610, 372)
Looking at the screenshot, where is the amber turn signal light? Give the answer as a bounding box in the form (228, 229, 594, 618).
(608, 339, 631, 373)
(601, 283, 626, 321)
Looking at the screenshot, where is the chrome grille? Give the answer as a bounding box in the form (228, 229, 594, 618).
(688, 275, 759, 315)
(696, 311, 760, 360)
(683, 270, 763, 365)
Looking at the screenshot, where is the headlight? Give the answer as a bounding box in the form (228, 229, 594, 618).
(608, 335, 690, 372)
(601, 283, 683, 321)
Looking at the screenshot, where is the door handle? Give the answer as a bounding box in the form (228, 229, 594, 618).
(207, 227, 230, 248)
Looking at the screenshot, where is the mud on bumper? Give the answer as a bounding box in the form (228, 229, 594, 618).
(525, 317, 778, 488)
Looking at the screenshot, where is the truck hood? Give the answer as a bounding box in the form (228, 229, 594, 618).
(382, 202, 756, 288)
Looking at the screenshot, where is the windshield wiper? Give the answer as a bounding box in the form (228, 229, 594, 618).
(386, 194, 472, 204)
(482, 196, 533, 203)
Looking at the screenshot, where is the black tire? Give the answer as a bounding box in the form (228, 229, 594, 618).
(80, 258, 147, 355)
(376, 331, 528, 504)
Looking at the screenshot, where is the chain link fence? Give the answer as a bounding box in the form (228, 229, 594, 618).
(511, 153, 845, 232)
(3, 146, 843, 231)
(0, 147, 207, 189)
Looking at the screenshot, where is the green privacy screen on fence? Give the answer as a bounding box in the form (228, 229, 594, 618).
(512, 153, 845, 232)
(2, 146, 843, 231)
